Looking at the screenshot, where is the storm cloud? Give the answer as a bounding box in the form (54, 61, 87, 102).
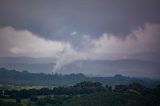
(0, 27, 67, 57)
(88, 23, 160, 60)
(0, 0, 160, 77)
(0, 23, 159, 71)
(0, 0, 160, 39)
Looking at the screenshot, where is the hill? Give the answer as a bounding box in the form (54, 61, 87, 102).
(0, 68, 159, 87)
(0, 58, 159, 78)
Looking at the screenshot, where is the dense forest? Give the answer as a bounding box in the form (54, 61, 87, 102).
(0, 81, 160, 106)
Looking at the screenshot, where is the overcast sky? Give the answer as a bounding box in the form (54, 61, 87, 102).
(0, 0, 160, 64)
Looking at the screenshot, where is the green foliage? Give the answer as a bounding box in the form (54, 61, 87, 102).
(0, 81, 160, 106)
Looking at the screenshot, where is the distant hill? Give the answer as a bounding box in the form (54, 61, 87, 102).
(59, 59, 160, 78)
(0, 63, 54, 73)
(0, 58, 159, 78)
(0, 68, 159, 87)
(0, 57, 56, 63)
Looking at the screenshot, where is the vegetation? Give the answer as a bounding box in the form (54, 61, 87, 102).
(0, 81, 160, 106)
(0, 68, 160, 105)
(0, 68, 159, 87)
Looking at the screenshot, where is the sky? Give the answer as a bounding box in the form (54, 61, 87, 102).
(0, 0, 160, 76)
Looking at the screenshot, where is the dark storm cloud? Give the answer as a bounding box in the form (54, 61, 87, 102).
(0, 0, 160, 40)
(0, 0, 160, 78)
(0, 0, 160, 61)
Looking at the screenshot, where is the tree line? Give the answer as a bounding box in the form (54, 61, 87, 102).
(0, 81, 160, 106)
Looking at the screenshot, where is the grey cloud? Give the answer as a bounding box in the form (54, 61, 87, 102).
(0, 0, 160, 40)
(53, 23, 160, 72)
(0, 27, 67, 57)
(86, 23, 160, 60)
(0, 23, 160, 73)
